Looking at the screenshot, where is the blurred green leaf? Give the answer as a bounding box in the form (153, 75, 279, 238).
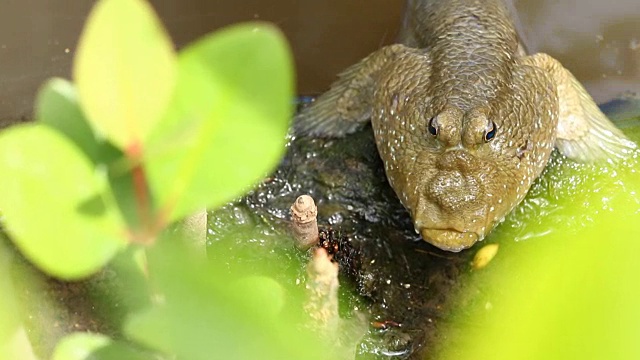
(145, 23, 294, 222)
(0, 125, 125, 279)
(230, 275, 286, 320)
(125, 238, 323, 360)
(36, 78, 97, 160)
(74, 0, 176, 150)
(52, 333, 111, 360)
(0, 238, 20, 359)
(52, 332, 150, 360)
(106, 166, 146, 230)
(35, 77, 144, 229)
(439, 149, 640, 360)
(35, 78, 122, 165)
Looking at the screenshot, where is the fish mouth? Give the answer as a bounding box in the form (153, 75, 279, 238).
(420, 228, 480, 252)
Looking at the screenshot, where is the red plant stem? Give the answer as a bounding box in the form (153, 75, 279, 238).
(132, 166, 150, 226)
(127, 142, 153, 244)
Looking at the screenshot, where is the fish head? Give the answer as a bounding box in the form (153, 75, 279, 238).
(410, 142, 529, 252)
(373, 68, 557, 252)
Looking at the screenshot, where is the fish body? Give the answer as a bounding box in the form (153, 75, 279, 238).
(296, 0, 636, 251)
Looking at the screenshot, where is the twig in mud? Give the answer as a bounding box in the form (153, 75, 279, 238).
(305, 247, 340, 328)
(295, 196, 367, 359)
(304, 247, 367, 360)
(290, 195, 319, 250)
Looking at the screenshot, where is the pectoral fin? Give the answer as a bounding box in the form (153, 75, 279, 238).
(294, 44, 414, 137)
(525, 53, 636, 162)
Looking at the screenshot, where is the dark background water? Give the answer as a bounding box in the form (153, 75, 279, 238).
(1, 0, 639, 125)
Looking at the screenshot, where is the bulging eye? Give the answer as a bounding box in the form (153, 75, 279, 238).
(484, 121, 497, 142)
(428, 117, 438, 136)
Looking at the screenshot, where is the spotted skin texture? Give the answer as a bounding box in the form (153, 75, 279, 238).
(295, 0, 635, 251)
(371, 48, 558, 250)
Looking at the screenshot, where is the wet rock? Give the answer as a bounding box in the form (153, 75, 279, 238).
(208, 123, 477, 359)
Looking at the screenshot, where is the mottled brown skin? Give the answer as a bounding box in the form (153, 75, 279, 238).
(296, 0, 636, 251)
(372, 48, 557, 250)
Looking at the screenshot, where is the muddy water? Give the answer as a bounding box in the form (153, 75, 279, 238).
(515, 0, 640, 102)
(0, 0, 638, 124)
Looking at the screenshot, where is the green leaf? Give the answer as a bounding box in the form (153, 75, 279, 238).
(144, 22, 294, 222)
(36, 80, 145, 229)
(35, 78, 122, 165)
(439, 149, 640, 360)
(52, 333, 150, 360)
(0, 125, 125, 279)
(124, 238, 322, 360)
(74, 0, 177, 150)
(35, 78, 143, 228)
(0, 239, 20, 357)
(35, 78, 144, 228)
(52, 333, 111, 360)
(36, 78, 97, 159)
(230, 275, 286, 320)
